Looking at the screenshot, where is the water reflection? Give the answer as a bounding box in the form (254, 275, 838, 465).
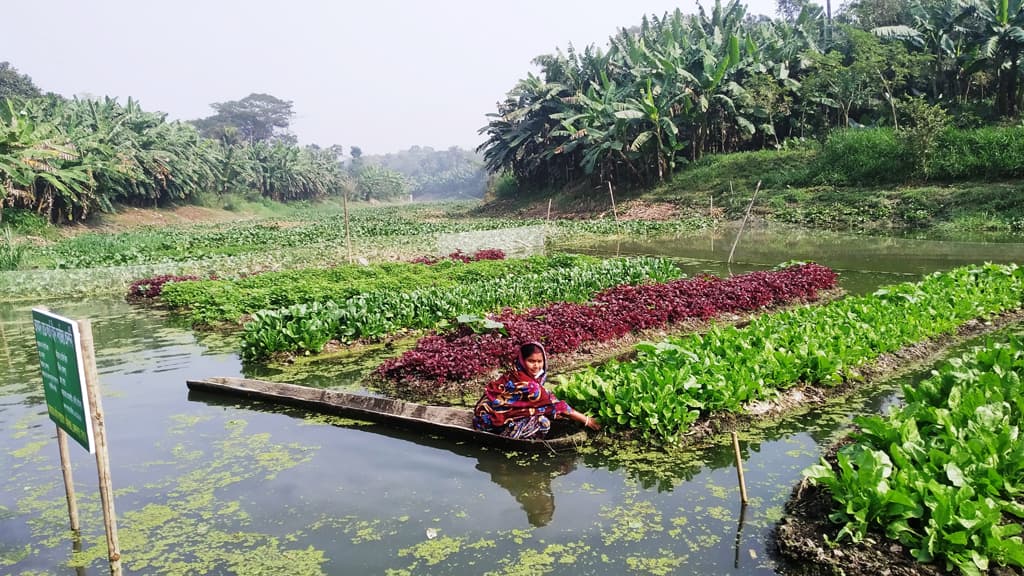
(186, 387, 576, 527)
(555, 224, 1024, 294)
(474, 452, 576, 527)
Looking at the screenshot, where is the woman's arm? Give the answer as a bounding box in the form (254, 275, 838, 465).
(564, 410, 601, 431)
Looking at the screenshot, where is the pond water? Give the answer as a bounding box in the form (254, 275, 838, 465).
(1, 226, 1021, 575)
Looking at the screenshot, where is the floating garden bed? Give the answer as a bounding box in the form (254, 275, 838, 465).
(157, 253, 604, 325)
(555, 263, 1024, 443)
(377, 263, 838, 395)
(776, 332, 1024, 576)
(239, 255, 683, 360)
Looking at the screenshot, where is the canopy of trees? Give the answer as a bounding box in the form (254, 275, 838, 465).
(477, 0, 1024, 191)
(0, 62, 42, 100)
(191, 93, 296, 144)
(0, 94, 345, 223)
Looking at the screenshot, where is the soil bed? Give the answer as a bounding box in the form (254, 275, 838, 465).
(770, 308, 1024, 576)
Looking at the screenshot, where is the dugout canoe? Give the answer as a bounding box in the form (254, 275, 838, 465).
(185, 376, 589, 451)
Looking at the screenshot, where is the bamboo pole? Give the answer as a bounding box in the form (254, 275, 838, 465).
(731, 431, 748, 504)
(56, 427, 80, 531)
(546, 198, 552, 221)
(607, 181, 618, 221)
(343, 188, 353, 264)
(78, 319, 122, 576)
(727, 180, 762, 268)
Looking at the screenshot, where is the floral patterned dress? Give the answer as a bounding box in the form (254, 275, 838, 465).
(472, 344, 574, 439)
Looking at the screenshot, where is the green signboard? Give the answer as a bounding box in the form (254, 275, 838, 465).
(32, 309, 95, 453)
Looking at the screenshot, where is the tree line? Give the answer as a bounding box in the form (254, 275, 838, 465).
(477, 0, 1024, 191)
(0, 74, 483, 224)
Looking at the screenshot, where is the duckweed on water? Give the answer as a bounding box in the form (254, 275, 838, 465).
(8, 417, 326, 575)
(347, 519, 385, 544)
(705, 505, 732, 522)
(483, 542, 592, 576)
(168, 413, 211, 431)
(9, 439, 48, 459)
(0, 543, 31, 567)
(599, 497, 664, 546)
(625, 550, 688, 575)
(398, 534, 464, 566)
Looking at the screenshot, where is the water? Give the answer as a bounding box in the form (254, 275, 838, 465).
(1, 226, 1021, 575)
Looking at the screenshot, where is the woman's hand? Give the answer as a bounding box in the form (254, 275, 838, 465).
(583, 415, 601, 431)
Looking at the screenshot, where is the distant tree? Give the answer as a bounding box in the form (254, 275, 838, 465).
(839, 0, 916, 28)
(348, 145, 364, 175)
(362, 145, 487, 200)
(192, 93, 294, 143)
(0, 62, 42, 99)
(355, 164, 408, 201)
(776, 0, 811, 22)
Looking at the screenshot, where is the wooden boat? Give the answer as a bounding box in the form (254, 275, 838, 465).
(185, 376, 589, 452)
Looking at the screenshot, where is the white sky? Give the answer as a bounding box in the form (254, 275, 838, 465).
(5, 0, 779, 154)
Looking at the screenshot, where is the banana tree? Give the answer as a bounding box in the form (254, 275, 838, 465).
(961, 0, 1024, 116)
(0, 99, 100, 223)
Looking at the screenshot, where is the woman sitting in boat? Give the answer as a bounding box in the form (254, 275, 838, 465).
(472, 341, 600, 439)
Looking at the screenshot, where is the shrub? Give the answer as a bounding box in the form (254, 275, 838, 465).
(814, 128, 911, 185)
(0, 227, 26, 271)
(897, 97, 950, 180)
(929, 126, 1024, 181)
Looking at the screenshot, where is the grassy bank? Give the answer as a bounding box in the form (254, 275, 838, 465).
(485, 127, 1024, 237)
(650, 148, 1024, 235)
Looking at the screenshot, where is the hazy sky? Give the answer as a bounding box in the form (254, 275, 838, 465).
(6, 0, 779, 155)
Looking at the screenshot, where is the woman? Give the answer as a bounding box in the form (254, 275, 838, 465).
(472, 341, 600, 439)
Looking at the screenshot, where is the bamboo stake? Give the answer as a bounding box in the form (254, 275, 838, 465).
(56, 427, 80, 531)
(731, 431, 748, 504)
(79, 319, 122, 576)
(343, 188, 353, 264)
(727, 180, 762, 268)
(607, 181, 618, 221)
(546, 198, 552, 221)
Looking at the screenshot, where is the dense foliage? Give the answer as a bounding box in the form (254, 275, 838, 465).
(479, 0, 1024, 192)
(806, 334, 1024, 575)
(0, 95, 345, 223)
(163, 253, 590, 324)
(377, 263, 837, 390)
(238, 256, 683, 360)
(24, 207, 541, 270)
(556, 263, 1023, 442)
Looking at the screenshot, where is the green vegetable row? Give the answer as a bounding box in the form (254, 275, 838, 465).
(239, 256, 683, 360)
(805, 334, 1024, 575)
(555, 263, 1024, 442)
(162, 254, 593, 325)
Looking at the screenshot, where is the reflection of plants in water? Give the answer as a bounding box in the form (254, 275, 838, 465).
(582, 441, 706, 492)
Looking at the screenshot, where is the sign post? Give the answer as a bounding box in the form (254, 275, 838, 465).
(33, 309, 122, 576)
